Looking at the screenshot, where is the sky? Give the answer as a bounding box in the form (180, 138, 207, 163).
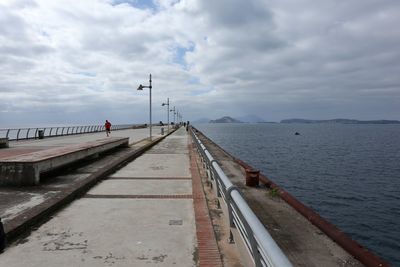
(1, 0, 400, 127)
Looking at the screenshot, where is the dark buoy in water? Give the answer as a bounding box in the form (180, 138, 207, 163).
(295, 132, 300, 135)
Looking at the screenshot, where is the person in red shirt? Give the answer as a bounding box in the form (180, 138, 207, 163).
(105, 120, 111, 137)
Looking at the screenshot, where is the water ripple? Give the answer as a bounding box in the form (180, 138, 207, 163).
(196, 123, 400, 266)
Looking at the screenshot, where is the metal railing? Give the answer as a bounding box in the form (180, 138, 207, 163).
(0, 124, 144, 141)
(190, 128, 293, 267)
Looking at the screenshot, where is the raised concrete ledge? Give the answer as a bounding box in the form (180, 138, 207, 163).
(0, 137, 129, 186)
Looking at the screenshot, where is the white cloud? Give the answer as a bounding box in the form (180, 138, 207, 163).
(1, 0, 400, 127)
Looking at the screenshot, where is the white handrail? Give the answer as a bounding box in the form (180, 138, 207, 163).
(191, 128, 293, 267)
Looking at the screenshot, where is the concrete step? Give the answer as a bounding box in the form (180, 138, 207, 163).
(0, 137, 129, 186)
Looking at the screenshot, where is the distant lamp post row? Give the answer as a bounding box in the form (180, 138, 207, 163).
(170, 106, 176, 125)
(138, 74, 184, 139)
(161, 98, 170, 133)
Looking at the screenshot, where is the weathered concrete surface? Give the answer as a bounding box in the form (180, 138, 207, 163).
(0, 134, 167, 235)
(1, 198, 196, 267)
(0, 137, 129, 186)
(88, 179, 192, 195)
(0, 128, 201, 266)
(110, 154, 191, 178)
(196, 130, 365, 267)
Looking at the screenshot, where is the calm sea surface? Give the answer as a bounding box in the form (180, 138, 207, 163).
(194, 123, 400, 266)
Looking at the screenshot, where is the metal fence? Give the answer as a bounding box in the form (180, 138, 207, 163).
(0, 124, 144, 141)
(190, 128, 293, 267)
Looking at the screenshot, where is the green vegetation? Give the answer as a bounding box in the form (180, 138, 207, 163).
(269, 188, 279, 198)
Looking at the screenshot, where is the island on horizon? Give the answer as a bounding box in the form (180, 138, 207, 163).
(280, 118, 400, 124)
(195, 116, 400, 125)
(209, 116, 242, 123)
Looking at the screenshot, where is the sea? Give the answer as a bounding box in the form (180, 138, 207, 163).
(194, 123, 400, 266)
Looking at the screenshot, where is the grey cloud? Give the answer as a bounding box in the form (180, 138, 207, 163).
(1, 0, 400, 127)
(0, 6, 28, 40)
(198, 0, 272, 28)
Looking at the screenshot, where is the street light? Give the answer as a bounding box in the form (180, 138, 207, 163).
(137, 73, 152, 140)
(170, 106, 176, 125)
(161, 98, 170, 133)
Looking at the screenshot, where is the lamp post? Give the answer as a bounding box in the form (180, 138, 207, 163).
(161, 98, 170, 133)
(170, 106, 176, 125)
(137, 74, 152, 140)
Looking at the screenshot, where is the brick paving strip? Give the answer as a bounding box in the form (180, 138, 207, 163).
(108, 176, 192, 180)
(189, 141, 224, 267)
(84, 194, 193, 199)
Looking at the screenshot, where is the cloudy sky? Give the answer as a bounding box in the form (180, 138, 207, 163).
(1, 0, 400, 126)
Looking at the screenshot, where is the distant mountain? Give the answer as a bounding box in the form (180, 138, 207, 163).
(193, 117, 211, 123)
(209, 116, 242, 123)
(281, 118, 400, 124)
(237, 114, 266, 123)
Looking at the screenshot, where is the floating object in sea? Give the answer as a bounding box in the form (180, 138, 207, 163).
(295, 132, 300, 135)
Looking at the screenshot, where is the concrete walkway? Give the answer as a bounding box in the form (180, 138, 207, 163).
(0, 127, 165, 160)
(0, 128, 202, 266)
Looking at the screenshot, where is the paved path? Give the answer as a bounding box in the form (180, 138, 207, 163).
(0, 126, 165, 160)
(0, 128, 206, 266)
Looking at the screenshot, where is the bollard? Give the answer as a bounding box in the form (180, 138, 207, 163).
(0, 217, 5, 253)
(38, 129, 44, 139)
(161, 127, 164, 135)
(245, 169, 260, 187)
(0, 138, 9, 149)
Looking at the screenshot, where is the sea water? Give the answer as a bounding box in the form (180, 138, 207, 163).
(194, 123, 400, 266)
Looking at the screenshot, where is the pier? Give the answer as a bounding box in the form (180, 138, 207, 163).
(0, 125, 389, 266)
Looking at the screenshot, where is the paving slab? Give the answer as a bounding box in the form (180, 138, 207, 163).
(87, 179, 192, 196)
(110, 154, 191, 178)
(0, 198, 197, 267)
(146, 135, 189, 154)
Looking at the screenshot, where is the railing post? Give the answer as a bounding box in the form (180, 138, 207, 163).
(34, 128, 38, 139)
(6, 129, 10, 139)
(226, 186, 239, 228)
(17, 129, 21, 141)
(26, 128, 30, 139)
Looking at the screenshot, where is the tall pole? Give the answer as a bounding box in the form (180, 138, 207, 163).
(171, 106, 176, 125)
(167, 98, 169, 133)
(137, 74, 152, 140)
(162, 98, 170, 133)
(149, 74, 152, 140)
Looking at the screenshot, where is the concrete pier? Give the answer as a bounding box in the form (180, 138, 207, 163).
(0, 125, 379, 266)
(0, 127, 227, 266)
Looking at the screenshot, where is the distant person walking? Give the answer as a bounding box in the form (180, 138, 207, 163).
(105, 120, 112, 137)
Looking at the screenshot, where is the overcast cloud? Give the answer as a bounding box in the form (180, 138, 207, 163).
(1, 0, 399, 126)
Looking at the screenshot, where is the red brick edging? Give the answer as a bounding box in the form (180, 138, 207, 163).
(84, 194, 193, 199)
(189, 141, 223, 267)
